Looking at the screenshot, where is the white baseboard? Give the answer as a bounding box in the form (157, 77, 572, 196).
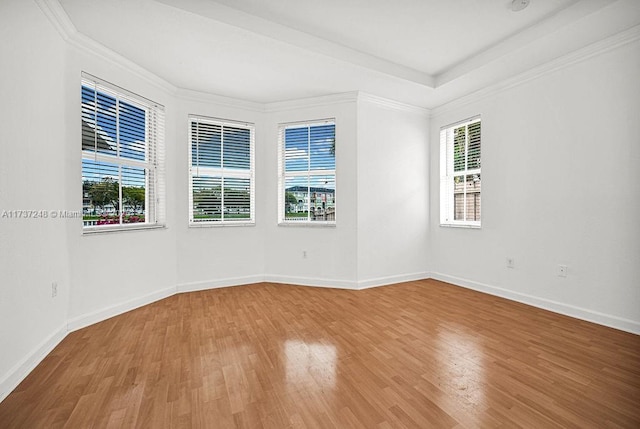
(4, 271, 637, 406)
(66, 286, 176, 333)
(264, 274, 359, 290)
(357, 272, 429, 289)
(177, 275, 265, 293)
(0, 323, 68, 403)
(428, 272, 640, 335)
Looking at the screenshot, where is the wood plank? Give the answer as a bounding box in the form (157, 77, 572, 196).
(0, 280, 638, 428)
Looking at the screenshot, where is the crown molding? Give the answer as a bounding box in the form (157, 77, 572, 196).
(357, 92, 430, 117)
(178, 90, 432, 116)
(35, 0, 638, 117)
(33, 1, 389, 114)
(35, 0, 264, 113)
(434, 0, 613, 87)
(176, 88, 265, 112)
(431, 24, 640, 118)
(33, 0, 76, 42)
(28, 1, 429, 116)
(35, 0, 177, 95)
(264, 92, 359, 113)
(156, 0, 434, 88)
(70, 33, 177, 95)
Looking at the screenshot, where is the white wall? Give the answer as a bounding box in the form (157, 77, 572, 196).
(2, 0, 638, 407)
(1, 6, 432, 401)
(429, 39, 640, 332)
(0, 0, 71, 399)
(175, 95, 265, 291)
(65, 46, 178, 329)
(263, 98, 360, 288)
(356, 98, 430, 286)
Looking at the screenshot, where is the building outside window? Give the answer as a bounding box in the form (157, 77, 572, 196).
(81, 74, 165, 232)
(278, 120, 336, 225)
(440, 117, 481, 227)
(188, 116, 255, 225)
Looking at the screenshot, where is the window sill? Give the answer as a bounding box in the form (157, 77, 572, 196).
(278, 221, 336, 228)
(189, 221, 255, 228)
(83, 224, 166, 235)
(439, 223, 481, 229)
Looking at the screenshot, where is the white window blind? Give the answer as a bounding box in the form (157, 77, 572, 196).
(278, 120, 336, 225)
(189, 116, 255, 225)
(440, 117, 481, 227)
(81, 74, 165, 232)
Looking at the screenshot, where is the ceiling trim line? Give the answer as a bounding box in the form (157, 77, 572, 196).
(175, 88, 265, 112)
(431, 24, 640, 118)
(35, 0, 178, 95)
(264, 92, 359, 113)
(33, 0, 76, 42)
(155, 0, 435, 88)
(357, 93, 430, 117)
(433, 0, 606, 87)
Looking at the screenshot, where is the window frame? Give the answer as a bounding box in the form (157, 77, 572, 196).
(440, 116, 481, 228)
(81, 74, 165, 234)
(188, 115, 255, 227)
(278, 119, 336, 226)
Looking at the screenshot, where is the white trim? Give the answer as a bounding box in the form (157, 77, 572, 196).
(440, 115, 481, 131)
(187, 115, 254, 128)
(357, 272, 429, 289)
(33, 0, 77, 43)
(433, 0, 618, 87)
(0, 323, 68, 403)
(431, 25, 640, 117)
(66, 286, 176, 332)
(155, 0, 433, 88)
(36, 1, 640, 116)
(188, 221, 256, 228)
(35, 0, 176, 95)
(265, 92, 358, 112)
(180, 275, 361, 292)
(82, 73, 165, 110)
(71, 34, 176, 95)
(439, 223, 481, 229)
(264, 275, 359, 290)
(81, 150, 149, 170)
(176, 88, 264, 112)
(177, 275, 265, 293)
(280, 118, 336, 129)
(277, 222, 336, 228)
(3, 273, 638, 405)
(82, 224, 167, 235)
(428, 272, 640, 335)
(357, 92, 430, 117)
(36, 1, 362, 113)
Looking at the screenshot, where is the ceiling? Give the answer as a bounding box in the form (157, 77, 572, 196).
(201, 0, 577, 76)
(57, 0, 639, 109)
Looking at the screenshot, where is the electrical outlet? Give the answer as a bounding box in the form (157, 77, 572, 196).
(51, 282, 58, 298)
(302, 250, 307, 259)
(558, 265, 568, 277)
(506, 257, 515, 269)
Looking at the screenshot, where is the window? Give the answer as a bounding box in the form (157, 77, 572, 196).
(278, 120, 336, 225)
(440, 117, 481, 227)
(81, 75, 165, 232)
(189, 116, 255, 225)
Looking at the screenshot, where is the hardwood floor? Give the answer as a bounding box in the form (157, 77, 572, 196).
(1, 280, 639, 428)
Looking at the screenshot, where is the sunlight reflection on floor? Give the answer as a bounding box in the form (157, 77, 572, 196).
(436, 327, 486, 412)
(285, 340, 337, 391)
